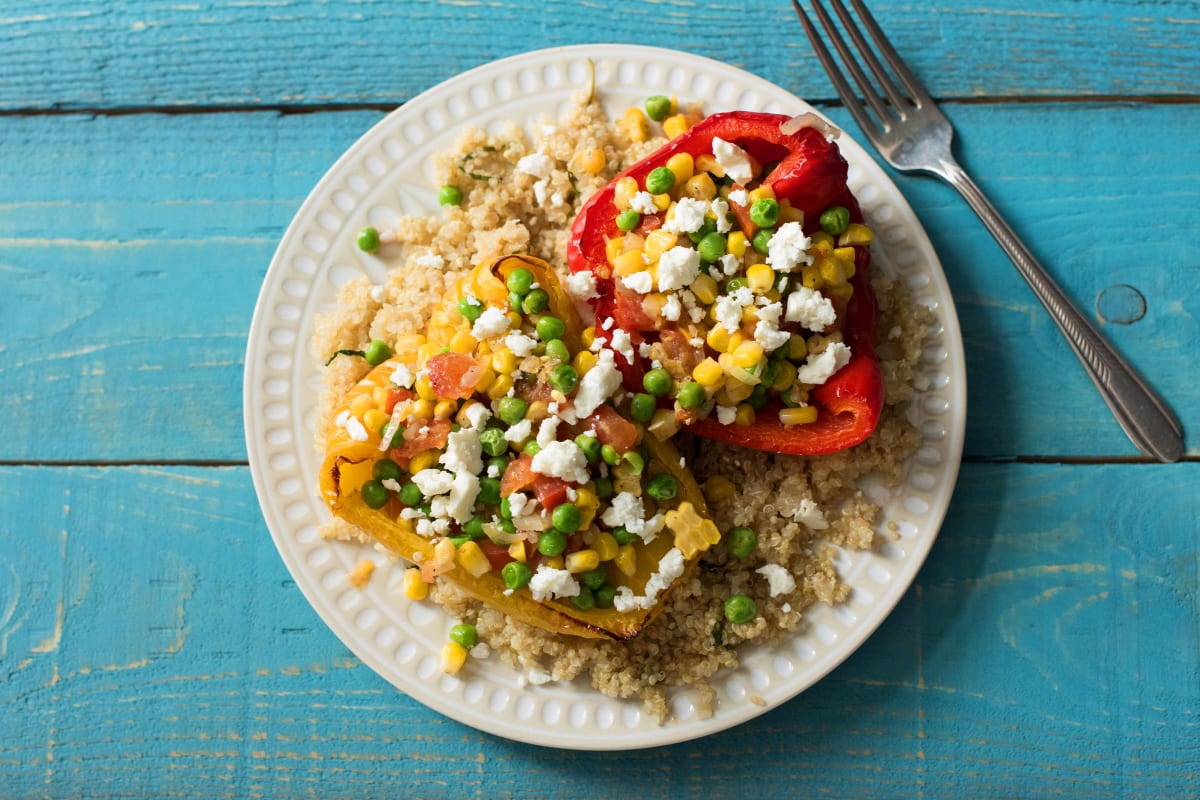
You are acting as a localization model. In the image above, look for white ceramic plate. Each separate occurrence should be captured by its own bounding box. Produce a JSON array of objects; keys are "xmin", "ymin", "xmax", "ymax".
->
[{"xmin": 244, "ymin": 44, "xmax": 965, "ymax": 749}]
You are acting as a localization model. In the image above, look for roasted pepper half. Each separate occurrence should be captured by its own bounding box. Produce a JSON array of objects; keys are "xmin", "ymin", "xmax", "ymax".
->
[{"xmin": 567, "ymin": 111, "xmax": 883, "ymax": 455}]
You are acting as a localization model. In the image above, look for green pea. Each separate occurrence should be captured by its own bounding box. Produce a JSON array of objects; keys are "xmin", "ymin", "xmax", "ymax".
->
[
  {"xmin": 506, "ymin": 268, "xmax": 535, "ymax": 296},
  {"xmin": 499, "ymin": 496, "xmax": 514, "ymax": 519},
  {"xmin": 551, "ymin": 503, "xmax": 582, "ymax": 533},
  {"xmin": 522, "ymin": 441, "xmax": 541, "ymax": 457},
  {"xmin": 477, "ymin": 477, "xmax": 501, "ymax": 506},
  {"xmin": 646, "ymin": 473, "xmax": 678, "ymax": 501},
  {"xmin": 580, "ymin": 566, "xmax": 608, "ymax": 591},
  {"xmin": 356, "ymin": 226, "xmax": 381, "ymax": 253},
  {"xmin": 727, "ymin": 526, "xmax": 757, "ymax": 559},
  {"xmin": 724, "ymin": 594, "xmax": 758, "ymax": 624},
  {"xmin": 612, "ymin": 526, "xmax": 637, "ymax": 545},
  {"xmin": 567, "ymin": 586, "xmax": 595, "ymax": 611},
  {"xmin": 462, "ymin": 516, "xmax": 485, "ymax": 538},
  {"xmin": 448, "ymin": 623, "xmax": 477, "ymax": 648},
  {"xmin": 498, "ymin": 518, "xmax": 517, "ymax": 534},
  {"xmin": 642, "ymin": 367, "xmax": 673, "ymax": 397},
  {"xmin": 630, "ymin": 392, "xmax": 656, "ymax": 422},
  {"xmin": 508, "ymin": 290, "xmax": 524, "ymax": 312},
  {"xmin": 447, "ymin": 533, "xmax": 475, "ymax": 548},
  {"xmin": 752, "ymin": 228, "xmax": 775, "ymax": 255},
  {"xmin": 644, "ymin": 94, "xmax": 672, "ymax": 122},
  {"xmin": 676, "ymin": 380, "xmax": 706, "ymax": 410},
  {"xmin": 372, "ymin": 459, "xmax": 402, "ymax": 482},
  {"xmin": 502, "ymin": 561, "xmax": 533, "ymax": 590},
  {"xmin": 496, "ymin": 396, "xmax": 528, "ymax": 426},
  {"xmin": 724, "ymin": 277, "xmax": 748, "ymax": 293},
  {"xmin": 621, "ymin": 450, "xmax": 645, "ymax": 476},
  {"xmin": 747, "ymin": 383, "xmax": 769, "ymax": 411},
  {"xmin": 593, "ymin": 584, "xmax": 616, "ymax": 609},
  {"xmin": 398, "ymin": 482, "xmax": 422, "ymax": 507},
  {"xmin": 363, "ymin": 340, "xmax": 392, "ymax": 366},
  {"xmin": 486, "ymin": 456, "xmax": 509, "ymax": 477},
  {"xmin": 575, "ymin": 434, "xmax": 601, "ymax": 463},
  {"xmin": 616, "ymin": 208, "xmax": 641, "ymax": 232},
  {"xmin": 537, "ymin": 529, "xmax": 567, "ymax": 557},
  {"xmin": 479, "ymin": 427, "xmax": 508, "ymax": 457},
  {"xmin": 380, "ymin": 422, "xmax": 404, "ymax": 449},
  {"xmin": 360, "ymin": 479, "xmax": 389, "ymax": 509},
  {"xmin": 593, "ymin": 476, "xmax": 614, "ymax": 500},
  {"xmin": 536, "ymin": 315, "xmax": 566, "ymax": 342},
  {"xmin": 544, "ymin": 338, "xmax": 570, "ymax": 363},
  {"xmin": 521, "ymin": 289, "xmax": 549, "ymax": 315},
  {"xmin": 687, "ymin": 219, "xmax": 717, "ymax": 244},
  {"xmin": 819, "ymin": 205, "xmax": 851, "ymax": 236},
  {"xmin": 550, "ymin": 364, "xmax": 580, "ymax": 394},
  {"xmin": 600, "ymin": 444, "xmax": 620, "ymax": 466},
  {"xmin": 645, "ymin": 166, "xmax": 675, "ymax": 194},
  {"xmin": 749, "ymin": 198, "xmax": 780, "ymax": 228},
  {"xmin": 696, "ymin": 231, "xmax": 727, "ymax": 263},
  {"xmin": 456, "ymin": 296, "xmax": 483, "ymax": 322},
  {"xmin": 438, "ymin": 185, "xmax": 463, "ymax": 206}
]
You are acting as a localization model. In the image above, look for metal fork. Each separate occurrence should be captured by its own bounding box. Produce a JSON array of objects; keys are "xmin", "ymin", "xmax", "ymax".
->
[{"xmin": 793, "ymin": 0, "xmax": 1184, "ymax": 463}]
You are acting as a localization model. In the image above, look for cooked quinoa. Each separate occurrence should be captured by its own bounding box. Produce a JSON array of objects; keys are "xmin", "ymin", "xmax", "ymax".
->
[{"xmin": 313, "ymin": 90, "xmax": 931, "ymax": 720}]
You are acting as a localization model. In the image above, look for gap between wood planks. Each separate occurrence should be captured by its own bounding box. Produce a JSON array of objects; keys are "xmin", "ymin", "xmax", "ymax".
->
[{"xmin": 0, "ymin": 94, "xmax": 1197, "ymax": 118}]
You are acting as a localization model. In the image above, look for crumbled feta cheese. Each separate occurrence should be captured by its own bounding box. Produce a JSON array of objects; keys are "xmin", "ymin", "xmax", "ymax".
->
[
  {"xmin": 415, "ymin": 253, "xmax": 445, "ymax": 270},
  {"xmin": 389, "ymin": 364, "xmax": 415, "ymax": 389},
  {"xmin": 637, "ymin": 342, "xmax": 652, "ymax": 358},
  {"xmin": 462, "ymin": 402, "xmax": 491, "ymax": 430},
  {"xmin": 711, "ymin": 198, "xmax": 732, "ymax": 233},
  {"xmin": 335, "ymin": 410, "xmax": 369, "ymax": 442},
  {"xmin": 766, "ymin": 221, "xmax": 813, "ymax": 273},
  {"xmin": 796, "ymin": 342, "xmax": 852, "ymax": 385},
  {"xmin": 507, "ymin": 491, "xmax": 530, "ymax": 519},
  {"xmin": 728, "ymin": 187, "xmax": 749, "ymax": 207},
  {"xmin": 662, "ymin": 293, "xmax": 682, "ymax": 321},
  {"xmin": 572, "ymin": 348, "xmax": 622, "ymax": 418},
  {"xmin": 756, "ymin": 564, "xmax": 797, "ymax": 597},
  {"xmin": 719, "ymin": 253, "xmax": 741, "ymax": 277},
  {"xmin": 664, "ymin": 197, "xmax": 709, "ymax": 234},
  {"xmin": 471, "ymin": 306, "xmax": 511, "ymax": 339},
  {"xmin": 621, "ymin": 271, "xmax": 654, "ymax": 294},
  {"xmin": 712, "ymin": 137, "xmax": 754, "ymax": 184},
  {"xmin": 416, "ymin": 518, "xmax": 433, "ymax": 536},
  {"xmin": 531, "ymin": 440, "xmax": 589, "ymax": 484},
  {"xmin": 516, "ymin": 152, "xmax": 554, "ymax": 178},
  {"xmin": 657, "ymin": 246, "xmax": 701, "ymax": 292},
  {"xmin": 566, "ymin": 270, "xmax": 599, "ymax": 301},
  {"xmin": 445, "ymin": 471, "xmax": 480, "ymax": 523},
  {"xmin": 601, "ymin": 491, "xmax": 659, "ymax": 540},
  {"xmin": 526, "ymin": 668, "xmax": 553, "ymax": 685},
  {"xmin": 753, "ymin": 302, "xmax": 791, "ymax": 351},
  {"xmin": 630, "ymin": 191, "xmax": 659, "ymax": 215},
  {"xmin": 504, "ymin": 332, "xmax": 538, "ymax": 357},
  {"xmin": 504, "ymin": 418, "xmax": 532, "ymax": 444},
  {"xmin": 785, "ymin": 285, "xmax": 837, "ymax": 332},
  {"xmin": 716, "ymin": 405, "xmax": 737, "ymax": 425},
  {"xmin": 528, "ymin": 565, "xmax": 580, "ymax": 601},
  {"xmin": 411, "ymin": 468, "xmax": 454, "ymax": 497},
  {"xmin": 612, "ymin": 548, "xmax": 685, "ymax": 612},
  {"xmin": 440, "ymin": 427, "xmax": 483, "ymax": 475},
  {"xmin": 795, "ymin": 498, "xmax": 830, "ymax": 530},
  {"xmin": 713, "ymin": 290, "xmax": 752, "ymax": 333},
  {"xmin": 609, "ymin": 328, "xmax": 635, "ymax": 362},
  {"xmin": 381, "ymin": 478, "xmax": 402, "ymax": 492},
  {"xmin": 536, "ymin": 416, "xmax": 560, "ymax": 449}
]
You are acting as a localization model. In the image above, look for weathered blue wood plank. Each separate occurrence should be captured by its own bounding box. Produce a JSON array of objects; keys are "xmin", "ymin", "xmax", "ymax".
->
[
  {"xmin": 1, "ymin": 463, "xmax": 1196, "ymax": 798},
  {"xmin": 0, "ymin": 0, "xmax": 1196, "ymax": 111},
  {"xmin": 0, "ymin": 103, "xmax": 1195, "ymax": 462}
]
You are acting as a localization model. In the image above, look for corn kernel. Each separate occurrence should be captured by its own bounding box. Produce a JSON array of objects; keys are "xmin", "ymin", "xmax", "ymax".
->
[
  {"xmin": 704, "ymin": 475, "xmax": 737, "ymax": 503},
  {"xmin": 746, "ymin": 262, "xmax": 775, "ymax": 293},
  {"xmin": 544, "ymin": 556, "xmax": 565, "ymax": 571},
  {"xmin": 778, "ymin": 199, "xmax": 804, "ymax": 225},
  {"xmin": 726, "ymin": 231, "xmax": 748, "ymax": 258},
  {"xmin": 613, "ymin": 249, "xmax": 647, "ymax": 278},
  {"xmin": 434, "ymin": 400, "xmax": 456, "ymax": 419},
  {"xmin": 573, "ymin": 350, "xmax": 598, "ymax": 376},
  {"xmin": 455, "ymin": 540, "xmax": 492, "ymax": 577},
  {"xmin": 681, "ymin": 173, "xmax": 717, "ymax": 201},
  {"xmin": 581, "ymin": 326, "xmax": 596, "ymax": 349},
  {"xmin": 393, "ymin": 333, "xmax": 426, "ymax": 362},
  {"xmin": 652, "ymin": 193, "xmax": 671, "ymax": 211},
  {"xmin": 350, "ymin": 392, "xmax": 374, "ymax": 419},
  {"xmin": 828, "ymin": 283, "xmax": 854, "ymax": 302},
  {"xmin": 809, "ymin": 231, "xmax": 835, "ymax": 249},
  {"xmin": 565, "ymin": 549, "xmax": 601, "ymax": 574},
  {"xmin": 449, "ymin": 330, "xmax": 477, "ymax": 354},
  {"xmin": 716, "ymin": 377, "xmax": 755, "ymax": 405},
  {"xmin": 472, "ymin": 364, "xmax": 495, "ymax": 392},
  {"xmin": 408, "ymin": 450, "xmax": 437, "ymax": 475},
  {"xmin": 372, "ymin": 385, "xmax": 390, "ymax": 408},
  {"xmin": 665, "ymin": 152, "xmax": 694, "ymax": 184},
  {"xmin": 402, "ymin": 567, "xmax": 429, "ymax": 600},
  {"xmin": 614, "ymin": 544, "xmax": 638, "ymax": 577},
  {"xmin": 705, "ymin": 326, "xmax": 736, "ymax": 353},
  {"xmin": 363, "ymin": 408, "xmax": 388, "ymax": 433},
  {"xmin": 575, "ymin": 487, "xmax": 600, "ymax": 528},
  {"xmin": 606, "ymin": 235, "xmax": 626, "ymax": 263},
  {"xmin": 415, "ymin": 375, "xmax": 437, "ymax": 402},
  {"xmin": 771, "ymin": 360, "xmax": 798, "ymax": 392},
  {"xmin": 508, "ymin": 540, "xmax": 527, "ymax": 562},
  {"xmin": 815, "ymin": 256, "xmax": 844, "ymax": 287},
  {"xmin": 692, "ymin": 357, "xmax": 726, "ymax": 389},
  {"xmin": 662, "ymin": 114, "xmax": 690, "ymax": 139},
  {"xmin": 580, "ymin": 147, "xmax": 606, "ymax": 174},
  {"xmin": 441, "ymin": 640, "xmax": 468, "ymax": 675},
  {"xmin": 411, "ymin": 398, "xmax": 435, "ymax": 420},
  {"xmin": 614, "ymin": 177, "xmax": 639, "ymax": 210},
  {"xmin": 593, "ymin": 531, "xmax": 619, "ymax": 561},
  {"xmin": 486, "ymin": 374, "xmax": 514, "ymax": 400},
  {"xmin": 690, "ymin": 274, "xmax": 718, "ymax": 305},
  {"xmin": 620, "ymin": 107, "xmax": 650, "ymax": 142},
  {"xmin": 648, "ymin": 407, "xmax": 681, "ymax": 440},
  {"xmin": 734, "ymin": 403, "xmax": 756, "ymax": 426},
  {"xmin": 799, "ymin": 264, "xmax": 822, "ymax": 289},
  {"xmin": 416, "ymin": 342, "xmax": 440, "ymax": 368},
  {"xmin": 644, "ymin": 229, "xmax": 678, "ymax": 261},
  {"xmin": 741, "ymin": 304, "xmax": 760, "ymax": 325},
  {"xmin": 779, "ymin": 406, "xmax": 819, "ymax": 426},
  {"xmin": 695, "ymin": 153, "xmax": 724, "ymax": 177},
  {"xmin": 747, "ymin": 185, "xmax": 776, "ymax": 202},
  {"xmin": 490, "ymin": 348, "xmax": 517, "ymax": 376},
  {"xmin": 838, "ymin": 223, "xmax": 874, "ymax": 246},
  {"xmin": 731, "ymin": 341, "xmax": 764, "ymax": 369}
]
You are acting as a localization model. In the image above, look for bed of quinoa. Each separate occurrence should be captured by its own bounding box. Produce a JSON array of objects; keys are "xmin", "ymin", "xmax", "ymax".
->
[{"xmin": 313, "ymin": 91, "xmax": 931, "ymax": 720}]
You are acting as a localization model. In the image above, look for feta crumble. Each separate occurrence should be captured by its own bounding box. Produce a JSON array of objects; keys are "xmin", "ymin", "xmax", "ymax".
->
[
  {"xmin": 439, "ymin": 427, "xmax": 483, "ymax": 474},
  {"xmin": 471, "ymin": 306, "xmax": 511, "ymax": 339},
  {"xmin": 630, "ymin": 191, "xmax": 659, "ymax": 215},
  {"xmin": 664, "ymin": 197, "xmax": 709, "ymax": 234},
  {"xmin": 531, "ymin": 440, "xmax": 589, "ymax": 484},
  {"xmin": 756, "ymin": 564, "xmax": 797, "ymax": 597},
  {"xmin": 765, "ymin": 221, "xmax": 813, "ymax": 272},
  {"xmin": 712, "ymin": 137, "xmax": 754, "ymax": 184},
  {"xmin": 621, "ymin": 271, "xmax": 654, "ymax": 295},
  {"xmin": 656, "ymin": 246, "xmax": 702, "ymax": 292},
  {"xmin": 572, "ymin": 348, "xmax": 622, "ymax": 418},
  {"xmin": 516, "ymin": 152, "xmax": 554, "ymax": 179},
  {"xmin": 566, "ymin": 271, "xmax": 599, "ymax": 301},
  {"xmin": 796, "ymin": 342, "xmax": 852, "ymax": 385},
  {"xmin": 528, "ymin": 565, "xmax": 581, "ymax": 601},
  {"xmin": 785, "ymin": 285, "xmax": 837, "ymax": 332}
]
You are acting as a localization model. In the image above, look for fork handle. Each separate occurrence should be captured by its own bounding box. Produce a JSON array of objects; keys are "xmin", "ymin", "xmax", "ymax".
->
[{"xmin": 934, "ymin": 155, "xmax": 1185, "ymax": 463}]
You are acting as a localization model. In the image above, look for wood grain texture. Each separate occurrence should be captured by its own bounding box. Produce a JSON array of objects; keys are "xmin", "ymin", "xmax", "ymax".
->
[
  {"xmin": 0, "ymin": 103, "xmax": 1195, "ymax": 462},
  {"xmin": 0, "ymin": 0, "xmax": 1197, "ymax": 112},
  {"xmin": 1, "ymin": 463, "xmax": 1196, "ymax": 798}
]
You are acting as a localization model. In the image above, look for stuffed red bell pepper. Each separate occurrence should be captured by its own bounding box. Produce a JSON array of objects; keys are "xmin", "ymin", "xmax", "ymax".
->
[{"xmin": 566, "ymin": 110, "xmax": 883, "ymax": 456}]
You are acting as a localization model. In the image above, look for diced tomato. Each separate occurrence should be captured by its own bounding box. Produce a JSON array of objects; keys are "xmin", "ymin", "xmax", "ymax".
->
[
  {"xmin": 478, "ymin": 539, "xmax": 514, "ymax": 572},
  {"xmin": 656, "ymin": 328, "xmax": 704, "ymax": 383},
  {"xmin": 516, "ymin": 378, "xmax": 554, "ymax": 404},
  {"xmin": 384, "ymin": 386, "xmax": 415, "ymax": 414},
  {"xmin": 728, "ymin": 193, "xmax": 758, "ymax": 239},
  {"xmin": 391, "ymin": 417, "xmax": 451, "ymax": 460},
  {"xmin": 580, "ymin": 405, "xmax": 639, "ymax": 453},
  {"xmin": 611, "ymin": 286, "xmax": 656, "ymax": 332},
  {"xmin": 531, "ymin": 475, "xmax": 570, "ymax": 511},
  {"xmin": 499, "ymin": 453, "xmax": 573, "ymax": 510},
  {"xmin": 499, "ymin": 454, "xmax": 535, "ymax": 497},
  {"xmin": 426, "ymin": 352, "xmax": 484, "ymax": 400}
]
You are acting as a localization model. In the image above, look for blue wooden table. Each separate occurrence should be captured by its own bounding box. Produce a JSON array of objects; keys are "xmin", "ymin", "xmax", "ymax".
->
[{"xmin": 2, "ymin": 1, "xmax": 1197, "ymax": 796}]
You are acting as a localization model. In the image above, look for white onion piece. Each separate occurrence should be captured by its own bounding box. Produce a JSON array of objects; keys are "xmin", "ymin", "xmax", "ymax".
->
[{"xmin": 780, "ymin": 112, "xmax": 841, "ymax": 140}]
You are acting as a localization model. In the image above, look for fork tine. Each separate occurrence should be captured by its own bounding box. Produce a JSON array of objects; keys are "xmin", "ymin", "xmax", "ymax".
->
[
  {"xmin": 791, "ymin": 0, "xmax": 883, "ymax": 140},
  {"xmin": 803, "ymin": 0, "xmax": 894, "ymax": 129},
  {"xmin": 846, "ymin": 0, "xmax": 936, "ymax": 107},
  {"xmin": 826, "ymin": 0, "xmax": 913, "ymax": 116}
]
